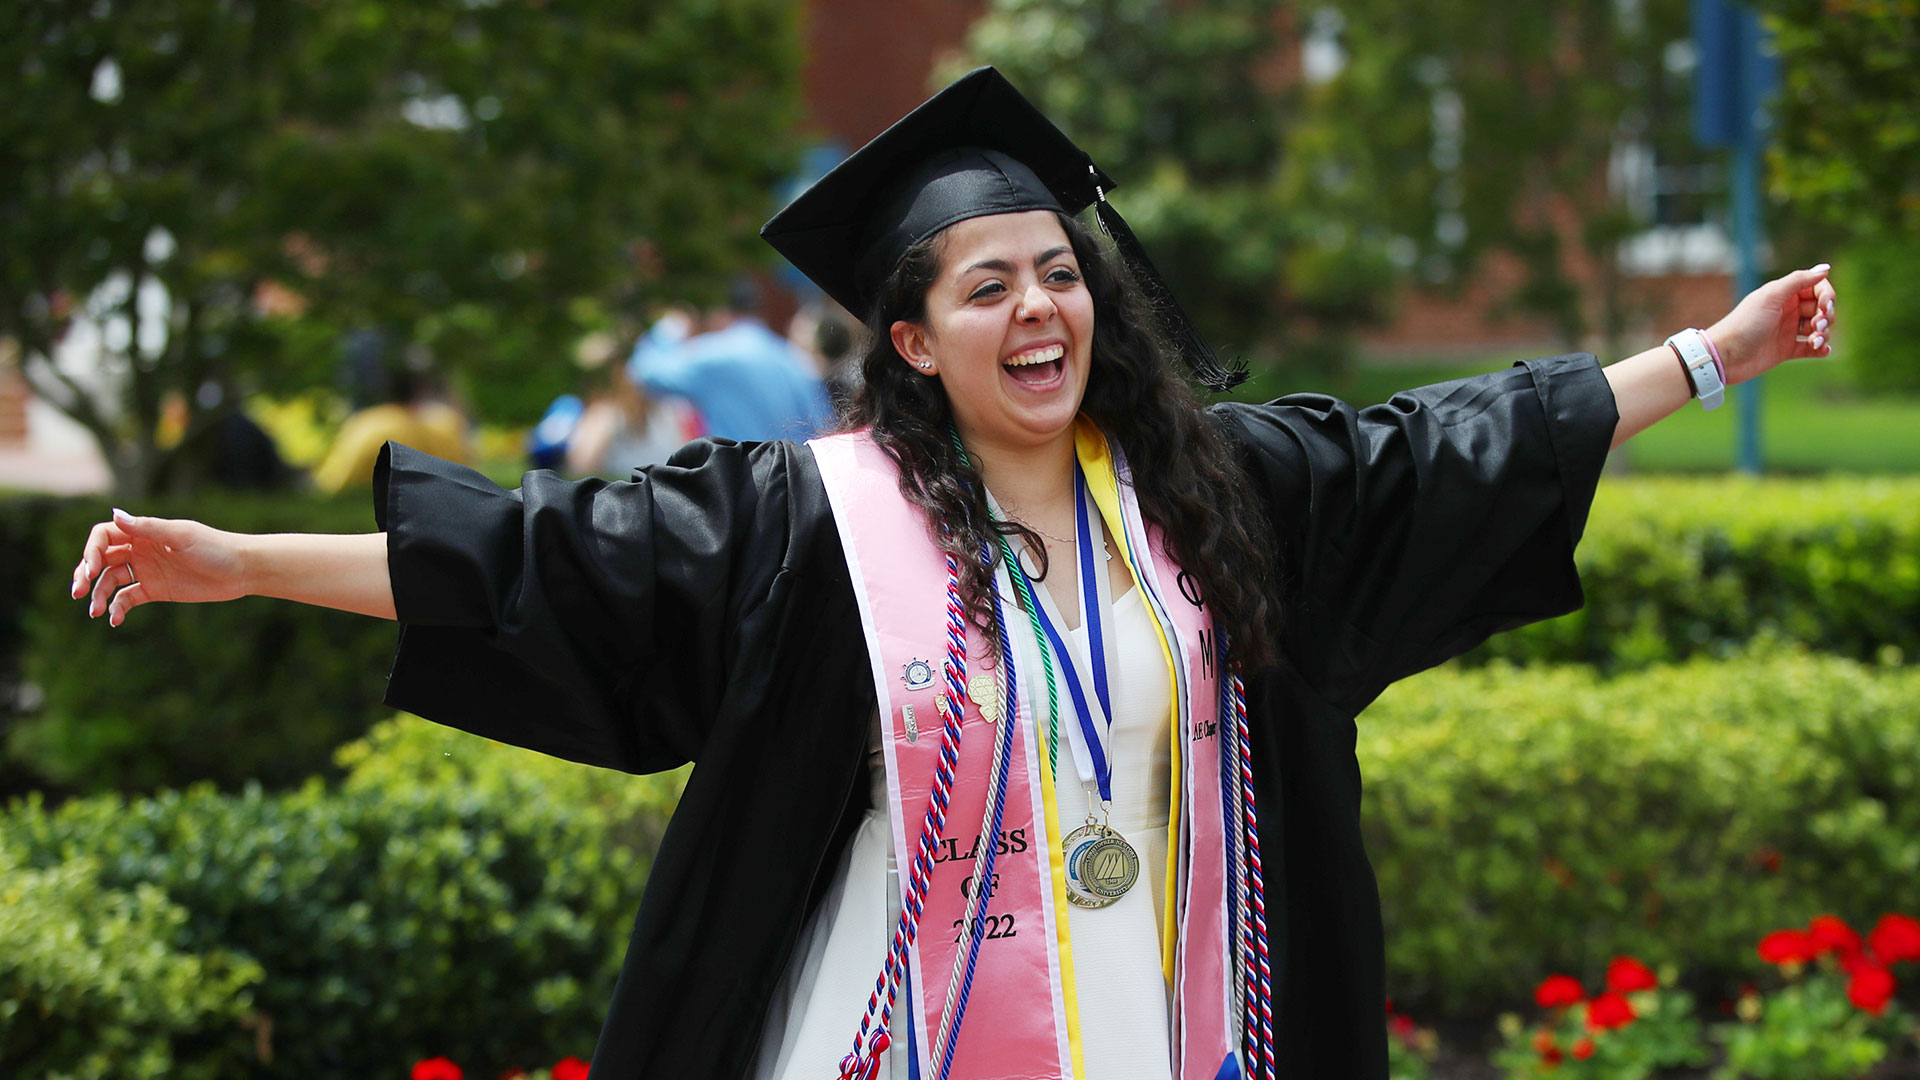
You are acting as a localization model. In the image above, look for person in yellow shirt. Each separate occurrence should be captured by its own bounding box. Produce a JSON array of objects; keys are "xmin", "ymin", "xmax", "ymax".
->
[{"xmin": 312, "ymin": 370, "xmax": 470, "ymax": 493}]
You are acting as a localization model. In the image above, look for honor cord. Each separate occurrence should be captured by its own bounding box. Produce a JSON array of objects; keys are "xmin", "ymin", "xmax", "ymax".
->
[
  {"xmin": 1230, "ymin": 665, "xmax": 1276, "ymax": 1080},
  {"xmin": 928, "ymin": 567, "xmax": 1021, "ymax": 1077}
]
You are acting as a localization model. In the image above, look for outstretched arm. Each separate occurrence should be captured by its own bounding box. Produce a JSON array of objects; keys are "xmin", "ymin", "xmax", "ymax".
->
[
  {"xmin": 73, "ymin": 509, "xmax": 394, "ymax": 625},
  {"xmin": 1605, "ymin": 263, "xmax": 1836, "ymax": 449}
]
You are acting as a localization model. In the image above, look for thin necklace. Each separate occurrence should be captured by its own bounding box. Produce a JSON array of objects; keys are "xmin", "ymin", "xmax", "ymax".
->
[{"xmin": 1004, "ymin": 515, "xmax": 1071, "ymax": 546}]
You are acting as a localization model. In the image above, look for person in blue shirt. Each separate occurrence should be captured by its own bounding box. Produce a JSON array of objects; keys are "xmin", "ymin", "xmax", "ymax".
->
[{"xmin": 627, "ymin": 279, "xmax": 835, "ymax": 442}]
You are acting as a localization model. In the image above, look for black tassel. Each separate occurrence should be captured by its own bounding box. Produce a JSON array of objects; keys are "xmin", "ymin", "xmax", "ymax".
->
[{"xmin": 1090, "ymin": 173, "xmax": 1249, "ymax": 394}]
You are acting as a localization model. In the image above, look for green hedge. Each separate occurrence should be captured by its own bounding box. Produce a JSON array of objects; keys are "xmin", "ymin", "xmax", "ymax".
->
[
  {"xmin": 1363, "ymin": 646, "xmax": 1920, "ymax": 1014},
  {"xmin": 0, "ymin": 850, "xmax": 263, "ymax": 1080},
  {"xmin": 1, "ymin": 718, "xmax": 684, "ymax": 1079},
  {"xmin": 1467, "ymin": 476, "xmax": 1920, "ymax": 671},
  {"xmin": 7, "ymin": 492, "xmax": 395, "ymax": 794}
]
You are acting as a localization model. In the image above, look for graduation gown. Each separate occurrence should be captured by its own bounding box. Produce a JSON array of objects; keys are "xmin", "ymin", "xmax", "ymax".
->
[{"xmin": 374, "ymin": 353, "xmax": 1617, "ymax": 1079}]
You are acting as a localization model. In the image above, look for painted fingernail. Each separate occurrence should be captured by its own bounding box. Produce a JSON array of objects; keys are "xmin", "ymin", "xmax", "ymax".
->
[
  {"xmin": 1816, "ymin": 317, "xmax": 1829, "ymax": 331},
  {"xmin": 1813, "ymin": 263, "xmax": 1831, "ymax": 272},
  {"xmin": 112, "ymin": 507, "xmax": 133, "ymax": 526}
]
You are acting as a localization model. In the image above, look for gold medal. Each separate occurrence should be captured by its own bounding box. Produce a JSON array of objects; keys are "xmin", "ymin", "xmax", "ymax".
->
[
  {"xmin": 967, "ymin": 671, "xmax": 1001, "ymax": 724},
  {"xmin": 1062, "ymin": 822, "xmax": 1139, "ymax": 909}
]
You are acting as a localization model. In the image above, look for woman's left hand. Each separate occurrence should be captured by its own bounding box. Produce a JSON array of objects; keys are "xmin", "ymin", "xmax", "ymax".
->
[{"xmin": 1707, "ymin": 263, "xmax": 1837, "ymax": 386}]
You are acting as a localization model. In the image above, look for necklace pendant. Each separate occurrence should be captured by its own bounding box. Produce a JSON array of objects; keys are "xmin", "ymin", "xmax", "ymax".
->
[{"xmin": 1062, "ymin": 822, "xmax": 1139, "ymax": 909}]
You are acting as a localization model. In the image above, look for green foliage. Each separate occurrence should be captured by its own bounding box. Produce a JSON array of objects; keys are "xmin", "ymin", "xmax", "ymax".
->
[
  {"xmin": 1361, "ymin": 648, "xmax": 1920, "ymax": 1013},
  {"xmin": 0, "ymin": 0, "xmax": 802, "ymax": 494},
  {"xmin": 1834, "ymin": 242, "xmax": 1920, "ymax": 394},
  {"xmin": 9, "ymin": 492, "xmax": 395, "ymax": 794},
  {"xmin": 1281, "ymin": 0, "xmax": 1702, "ymax": 357},
  {"xmin": 956, "ymin": 0, "xmax": 1399, "ymax": 374},
  {"xmin": 1759, "ymin": 0, "xmax": 1920, "ymax": 243},
  {"xmin": 0, "ymin": 848, "xmax": 263, "ymax": 1080},
  {"xmin": 1471, "ymin": 475, "xmax": 1920, "ymax": 670},
  {"xmin": 1, "ymin": 717, "xmax": 682, "ymax": 1079},
  {"xmin": 1712, "ymin": 977, "xmax": 1898, "ymax": 1079}
]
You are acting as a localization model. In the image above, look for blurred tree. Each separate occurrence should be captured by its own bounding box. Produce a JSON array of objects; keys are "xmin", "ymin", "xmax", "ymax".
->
[
  {"xmin": 1759, "ymin": 0, "xmax": 1920, "ymax": 392},
  {"xmin": 0, "ymin": 0, "xmax": 801, "ymax": 496},
  {"xmin": 955, "ymin": 0, "xmax": 1402, "ymax": 380},
  {"xmin": 1283, "ymin": 0, "xmax": 1702, "ymax": 360},
  {"xmin": 1759, "ymin": 0, "xmax": 1920, "ymax": 242}
]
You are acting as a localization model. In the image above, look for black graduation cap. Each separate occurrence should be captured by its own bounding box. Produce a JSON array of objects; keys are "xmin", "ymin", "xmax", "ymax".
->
[{"xmin": 761, "ymin": 66, "xmax": 1246, "ymax": 392}]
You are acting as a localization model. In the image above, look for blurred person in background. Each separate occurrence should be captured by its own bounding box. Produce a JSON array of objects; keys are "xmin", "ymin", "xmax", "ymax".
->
[
  {"xmin": 788, "ymin": 300, "xmax": 861, "ymax": 412},
  {"xmin": 564, "ymin": 333, "xmax": 705, "ymax": 478},
  {"xmin": 627, "ymin": 276, "xmax": 835, "ymax": 440},
  {"xmin": 153, "ymin": 383, "xmax": 295, "ymax": 493},
  {"xmin": 312, "ymin": 365, "xmax": 470, "ymax": 493}
]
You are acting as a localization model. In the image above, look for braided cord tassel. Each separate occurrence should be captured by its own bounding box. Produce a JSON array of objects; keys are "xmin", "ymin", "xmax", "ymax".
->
[
  {"xmin": 929, "ymin": 550, "xmax": 1021, "ymax": 1078},
  {"xmin": 1231, "ymin": 666, "xmax": 1276, "ymax": 1080},
  {"xmin": 838, "ymin": 541, "xmax": 972, "ymax": 1080},
  {"xmin": 994, "ymin": 533, "xmax": 1061, "ymax": 775}
]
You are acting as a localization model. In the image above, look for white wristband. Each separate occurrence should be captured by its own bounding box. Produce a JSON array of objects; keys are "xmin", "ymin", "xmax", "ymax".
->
[{"xmin": 1666, "ymin": 328, "xmax": 1726, "ymax": 411}]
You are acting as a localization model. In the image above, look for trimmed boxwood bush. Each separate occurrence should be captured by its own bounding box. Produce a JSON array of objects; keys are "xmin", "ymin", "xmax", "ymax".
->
[
  {"xmin": 0, "ymin": 849, "xmax": 263, "ymax": 1080},
  {"xmin": 1, "ymin": 717, "xmax": 684, "ymax": 1079},
  {"xmin": 1362, "ymin": 646, "xmax": 1920, "ymax": 1014},
  {"xmin": 9, "ymin": 492, "xmax": 395, "ymax": 794},
  {"xmin": 1468, "ymin": 475, "xmax": 1920, "ymax": 671}
]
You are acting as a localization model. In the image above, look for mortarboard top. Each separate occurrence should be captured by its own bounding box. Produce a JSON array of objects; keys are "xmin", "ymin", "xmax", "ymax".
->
[
  {"xmin": 761, "ymin": 66, "xmax": 1113, "ymax": 320},
  {"xmin": 761, "ymin": 66, "xmax": 1246, "ymax": 392}
]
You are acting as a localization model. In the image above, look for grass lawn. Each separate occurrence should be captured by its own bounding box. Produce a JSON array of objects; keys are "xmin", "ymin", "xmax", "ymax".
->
[{"xmin": 1232, "ymin": 354, "xmax": 1920, "ymax": 474}]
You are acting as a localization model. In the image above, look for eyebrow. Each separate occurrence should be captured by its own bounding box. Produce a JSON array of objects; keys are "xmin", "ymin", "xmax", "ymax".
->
[{"xmin": 961, "ymin": 246, "xmax": 1075, "ymax": 277}]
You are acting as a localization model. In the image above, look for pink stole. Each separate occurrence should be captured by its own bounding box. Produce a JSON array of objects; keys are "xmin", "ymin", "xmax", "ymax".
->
[{"xmin": 811, "ymin": 428, "xmax": 1239, "ymax": 1080}]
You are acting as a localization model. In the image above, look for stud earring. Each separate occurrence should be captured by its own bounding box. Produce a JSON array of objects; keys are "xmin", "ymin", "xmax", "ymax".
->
[{"xmin": 918, "ymin": 361, "xmax": 934, "ymax": 371}]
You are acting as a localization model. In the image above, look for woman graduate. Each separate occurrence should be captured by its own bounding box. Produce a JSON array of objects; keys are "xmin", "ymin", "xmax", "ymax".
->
[{"xmin": 72, "ymin": 68, "xmax": 1837, "ymax": 1080}]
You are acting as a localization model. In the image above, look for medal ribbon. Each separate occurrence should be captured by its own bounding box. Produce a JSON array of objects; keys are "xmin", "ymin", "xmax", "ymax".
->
[{"xmin": 1022, "ymin": 465, "xmax": 1119, "ymax": 803}]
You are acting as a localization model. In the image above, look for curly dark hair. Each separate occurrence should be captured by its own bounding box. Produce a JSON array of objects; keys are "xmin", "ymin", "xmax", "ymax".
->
[{"xmin": 841, "ymin": 211, "xmax": 1279, "ymax": 670}]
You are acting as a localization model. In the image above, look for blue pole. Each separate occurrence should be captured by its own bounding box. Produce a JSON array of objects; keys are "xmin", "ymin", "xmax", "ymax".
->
[{"xmin": 1732, "ymin": 135, "xmax": 1762, "ymax": 474}]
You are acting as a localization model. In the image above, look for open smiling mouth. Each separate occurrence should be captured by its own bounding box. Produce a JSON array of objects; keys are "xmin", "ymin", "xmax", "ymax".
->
[{"xmin": 1003, "ymin": 343, "xmax": 1065, "ymax": 385}]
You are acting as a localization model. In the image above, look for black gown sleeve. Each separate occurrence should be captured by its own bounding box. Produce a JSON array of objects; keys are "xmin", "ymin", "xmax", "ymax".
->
[
  {"xmin": 1212, "ymin": 353, "xmax": 1617, "ymax": 714},
  {"xmin": 372, "ymin": 437, "xmax": 808, "ymax": 774}
]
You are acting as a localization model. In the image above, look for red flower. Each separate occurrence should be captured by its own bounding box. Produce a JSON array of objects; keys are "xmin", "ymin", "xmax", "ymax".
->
[
  {"xmin": 551, "ymin": 1057, "xmax": 591, "ymax": 1080},
  {"xmin": 1533, "ymin": 1028, "xmax": 1562, "ymax": 1065},
  {"xmin": 1846, "ymin": 962, "xmax": 1897, "ymax": 1016},
  {"xmin": 1868, "ymin": 913, "xmax": 1920, "ymax": 965},
  {"xmin": 1571, "ymin": 1036, "xmax": 1596, "ymax": 1061},
  {"xmin": 1389, "ymin": 1013, "xmax": 1417, "ymax": 1040},
  {"xmin": 1807, "ymin": 915, "xmax": 1862, "ymax": 958},
  {"xmin": 1535, "ymin": 973, "xmax": 1586, "ymax": 1008},
  {"xmin": 1585, "ymin": 992, "xmax": 1636, "ymax": 1031},
  {"xmin": 412, "ymin": 1058, "xmax": 463, "ymax": 1080},
  {"xmin": 1605, "ymin": 956, "xmax": 1659, "ymax": 994},
  {"xmin": 1757, "ymin": 929, "xmax": 1816, "ymax": 966}
]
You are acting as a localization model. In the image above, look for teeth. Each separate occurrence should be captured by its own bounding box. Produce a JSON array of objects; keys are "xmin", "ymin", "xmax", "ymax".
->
[{"xmin": 1005, "ymin": 344, "xmax": 1065, "ymax": 366}]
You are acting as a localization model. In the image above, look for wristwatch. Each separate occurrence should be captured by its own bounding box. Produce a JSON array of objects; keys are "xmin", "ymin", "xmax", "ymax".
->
[{"xmin": 1665, "ymin": 328, "xmax": 1726, "ymax": 411}]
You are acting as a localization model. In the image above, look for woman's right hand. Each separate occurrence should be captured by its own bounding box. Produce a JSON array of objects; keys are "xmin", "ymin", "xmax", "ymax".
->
[{"xmin": 73, "ymin": 509, "xmax": 249, "ymax": 626}]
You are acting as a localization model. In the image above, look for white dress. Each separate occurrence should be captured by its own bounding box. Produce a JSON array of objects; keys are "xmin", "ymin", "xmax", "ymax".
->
[{"xmin": 754, "ymin": 584, "xmax": 1176, "ymax": 1080}]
